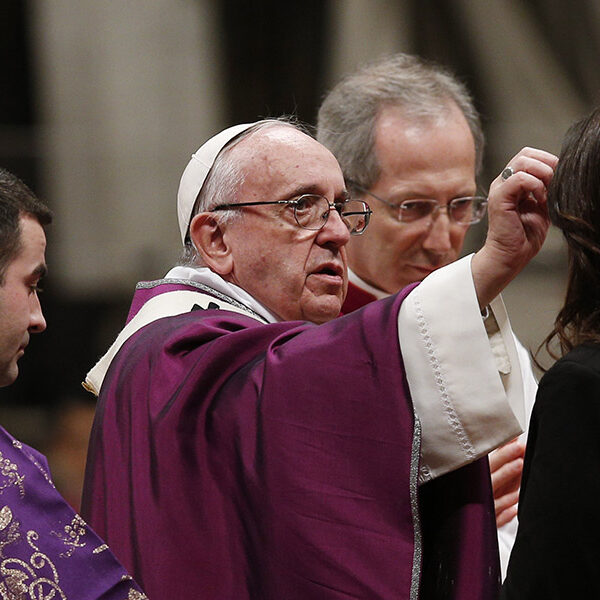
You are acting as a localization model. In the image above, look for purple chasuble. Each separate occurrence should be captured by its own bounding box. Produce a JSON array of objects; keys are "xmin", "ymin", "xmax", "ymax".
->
[
  {"xmin": 82, "ymin": 279, "xmax": 499, "ymax": 599},
  {"xmin": 341, "ymin": 280, "xmax": 378, "ymax": 315},
  {"xmin": 0, "ymin": 426, "xmax": 146, "ymax": 599},
  {"xmin": 341, "ymin": 277, "xmax": 501, "ymax": 599}
]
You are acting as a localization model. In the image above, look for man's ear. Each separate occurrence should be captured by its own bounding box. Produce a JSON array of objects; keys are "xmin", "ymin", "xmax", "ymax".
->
[{"xmin": 189, "ymin": 213, "xmax": 234, "ymax": 275}]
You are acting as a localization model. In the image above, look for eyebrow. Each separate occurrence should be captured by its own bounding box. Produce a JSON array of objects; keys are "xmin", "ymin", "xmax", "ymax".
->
[
  {"xmin": 389, "ymin": 186, "xmax": 478, "ymax": 200},
  {"xmin": 279, "ymin": 185, "xmax": 350, "ymax": 202},
  {"xmin": 32, "ymin": 263, "xmax": 48, "ymax": 279}
]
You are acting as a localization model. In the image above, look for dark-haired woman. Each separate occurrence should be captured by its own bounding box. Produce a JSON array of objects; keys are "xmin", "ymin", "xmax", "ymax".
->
[{"xmin": 502, "ymin": 106, "xmax": 600, "ymax": 599}]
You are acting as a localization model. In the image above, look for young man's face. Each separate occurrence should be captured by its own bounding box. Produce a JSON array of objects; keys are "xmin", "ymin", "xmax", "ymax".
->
[{"xmin": 0, "ymin": 215, "xmax": 47, "ymax": 387}]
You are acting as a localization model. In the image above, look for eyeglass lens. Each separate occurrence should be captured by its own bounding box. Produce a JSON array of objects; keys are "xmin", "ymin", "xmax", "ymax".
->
[
  {"xmin": 294, "ymin": 195, "xmax": 368, "ymax": 234},
  {"xmin": 398, "ymin": 198, "xmax": 486, "ymax": 224}
]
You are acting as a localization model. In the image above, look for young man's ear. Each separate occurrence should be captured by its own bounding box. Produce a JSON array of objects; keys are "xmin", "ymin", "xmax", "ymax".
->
[{"xmin": 188, "ymin": 213, "xmax": 233, "ymax": 275}]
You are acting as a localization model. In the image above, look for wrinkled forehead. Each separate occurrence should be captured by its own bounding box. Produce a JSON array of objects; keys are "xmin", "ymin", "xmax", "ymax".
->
[{"xmin": 233, "ymin": 125, "xmax": 345, "ymax": 198}]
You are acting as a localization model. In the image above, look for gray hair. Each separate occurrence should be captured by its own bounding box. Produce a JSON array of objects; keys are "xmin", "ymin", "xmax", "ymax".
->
[
  {"xmin": 316, "ymin": 53, "xmax": 484, "ymax": 191},
  {"xmin": 179, "ymin": 117, "xmax": 304, "ymax": 266}
]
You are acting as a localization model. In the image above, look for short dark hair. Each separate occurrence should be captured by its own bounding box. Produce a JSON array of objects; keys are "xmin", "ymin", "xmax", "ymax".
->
[
  {"xmin": 0, "ymin": 168, "xmax": 52, "ymax": 283},
  {"xmin": 542, "ymin": 106, "xmax": 600, "ymax": 357}
]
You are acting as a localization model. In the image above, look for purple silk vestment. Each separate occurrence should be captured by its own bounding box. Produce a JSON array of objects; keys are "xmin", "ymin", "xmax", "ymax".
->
[
  {"xmin": 0, "ymin": 425, "xmax": 146, "ymax": 599},
  {"xmin": 82, "ymin": 280, "xmax": 499, "ymax": 599}
]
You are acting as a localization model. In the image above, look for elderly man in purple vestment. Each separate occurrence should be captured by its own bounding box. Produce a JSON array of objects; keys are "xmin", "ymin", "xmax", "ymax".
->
[
  {"xmin": 316, "ymin": 53, "xmax": 537, "ymax": 580},
  {"xmin": 82, "ymin": 119, "xmax": 557, "ymax": 599},
  {"xmin": 0, "ymin": 168, "xmax": 146, "ymax": 599}
]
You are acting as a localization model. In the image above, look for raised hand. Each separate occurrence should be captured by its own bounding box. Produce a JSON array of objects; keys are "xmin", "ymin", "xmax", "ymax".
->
[{"xmin": 471, "ymin": 147, "xmax": 559, "ymax": 307}]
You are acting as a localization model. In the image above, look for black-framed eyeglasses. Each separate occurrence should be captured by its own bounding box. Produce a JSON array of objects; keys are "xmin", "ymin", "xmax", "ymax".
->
[
  {"xmin": 347, "ymin": 180, "xmax": 488, "ymax": 226},
  {"xmin": 211, "ymin": 194, "xmax": 373, "ymax": 235}
]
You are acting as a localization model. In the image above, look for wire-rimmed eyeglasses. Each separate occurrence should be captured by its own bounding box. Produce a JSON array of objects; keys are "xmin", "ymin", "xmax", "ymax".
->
[
  {"xmin": 211, "ymin": 194, "xmax": 373, "ymax": 235},
  {"xmin": 347, "ymin": 180, "xmax": 488, "ymax": 226}
]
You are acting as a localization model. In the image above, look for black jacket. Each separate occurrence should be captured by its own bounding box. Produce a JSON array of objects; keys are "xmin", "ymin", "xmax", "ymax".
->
[{"xmin": 502, "ymin": 343, "xmax": 600, "ymax": 599}]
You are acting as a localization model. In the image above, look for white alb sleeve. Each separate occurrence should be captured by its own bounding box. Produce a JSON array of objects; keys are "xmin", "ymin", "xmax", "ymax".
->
[{"xmin": 398, "ymin": 254, "xmax": 525, "ymax": 482}]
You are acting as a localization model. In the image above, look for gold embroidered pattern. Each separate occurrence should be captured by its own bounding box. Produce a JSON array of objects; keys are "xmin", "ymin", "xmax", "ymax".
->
[
  {"xmin": 23, "ymin": 454, "xmax": 54, "ymax": 489},
  {"xmin": 92, "ymin": 543, "xmax": 108, "ymax": 554},
  {"xmin": 0, "ymin": 512, "xmax": 66, "ymax": 599},
  {"xmin": 11, "ymin": 439, "xmax": 54, "ymax": 489},
  {"xmin": 52, "ymin": 514, "xmax": 87, "ymax": 558},
  {"xmin": 127, "ymin": 589, "xmax": 148, "ymax": 599},
  {"xmin": 0, "ymin": 507, "xmax": 12, "ymax": 531},
  {"xmin": 0, "ymin": 507, "xmax": 20, "ymax": 559},
  {"xmin": 0, "ymin": 452, "xmax": 25, "ymax": 498}
]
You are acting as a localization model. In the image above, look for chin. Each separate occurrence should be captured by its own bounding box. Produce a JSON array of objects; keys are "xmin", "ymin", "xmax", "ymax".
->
[
  {"xmin": 0, "ymin": 368, "xmax": 17, "ymax": 388},
  {"xmin": 303, "ymin": 298, "xmax": 343, "ymax": 325}
]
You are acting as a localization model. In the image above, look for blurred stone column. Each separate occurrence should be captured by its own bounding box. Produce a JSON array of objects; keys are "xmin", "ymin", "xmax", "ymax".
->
[
  {"xmin": 324, "ymin": 0, "xmax": 411, "ymax": 85},
  {"xmin": 455, "ymin": 0, "xmax": 586, "ymax": 170},
  {"xmin": 30, "ymin": 0, "xmax": 224, "ymax": 297}
]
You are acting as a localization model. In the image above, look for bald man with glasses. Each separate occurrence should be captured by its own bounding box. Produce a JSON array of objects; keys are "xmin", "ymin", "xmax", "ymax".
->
[{"xmin": 82, "ymin": 119, "xmax": 555, "ymax": 599}]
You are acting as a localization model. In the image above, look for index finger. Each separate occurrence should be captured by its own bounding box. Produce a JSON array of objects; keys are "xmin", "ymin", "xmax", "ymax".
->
[
  {"xmin": 489, "ymin": 438, "xmax": 526, "ymax": 472},
  {"xmin": 505, "ymin": 146, "xmax": 559, "ymax": 169}
]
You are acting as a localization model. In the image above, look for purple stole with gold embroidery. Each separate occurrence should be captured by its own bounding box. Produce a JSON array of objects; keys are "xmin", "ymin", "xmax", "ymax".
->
[{"xmin": 0, "ymin": 426, "xmax": 145, "ymax": 599}]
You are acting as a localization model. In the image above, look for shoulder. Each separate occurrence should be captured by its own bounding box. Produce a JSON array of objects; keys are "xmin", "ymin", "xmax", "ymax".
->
[
  {"xmin": 132, "ymin": 307, "xmax": 264, "ymax": 347},
  {"xmin": 536, "ymin": 343, "xmax": 600, "ymax": 414},
  {"xmin": 111, "ymin": 309, "xmax": 310, "ymax": 382},
  {"xmin": 0, "ymin": 425, "xmax": 50, "ymax": 469},
  {"xmin": 543, "ymin": 343, "xmax": 600, "ymax": 381}
]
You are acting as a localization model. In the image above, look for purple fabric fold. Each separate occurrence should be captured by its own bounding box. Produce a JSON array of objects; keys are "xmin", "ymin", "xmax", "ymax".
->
[{"xmin": 83, "ymin": 280, "xmax": 499, "ymax": 599}]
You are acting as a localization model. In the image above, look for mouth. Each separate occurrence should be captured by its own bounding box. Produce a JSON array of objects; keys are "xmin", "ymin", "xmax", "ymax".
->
[
  {"xmin": 409, "ymin": 264, "xmax": 437, "ymax": 277},
  {"xmin": 311, "ymin": 263, "xmax": 344, "ymax": 279},
  {"xmin": 18, "ymin": 339, "xmax": 29, "ymax": 356}
]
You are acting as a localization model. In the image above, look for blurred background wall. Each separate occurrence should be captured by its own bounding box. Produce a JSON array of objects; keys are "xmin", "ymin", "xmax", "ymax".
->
[{"xmin": 1, "ymin": 0, "xmax": 599, "ymax": 507}]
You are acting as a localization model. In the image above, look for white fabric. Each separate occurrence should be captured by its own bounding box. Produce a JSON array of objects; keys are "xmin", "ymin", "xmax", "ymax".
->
[
  {"xmin": 177, "ymin": 123, "xmax": 257, "ymax": 243},
  {"xmin": 166, "ymin": 266, "xmax": 280, "ymax": 324},
  {"xmin": 398, "ymin": 254, "xmax": 525, "ymax": 480},
  {"xmin": 84, "ymin": 266, "xmax": 279, "ymax": 395},
  {"xmin": 84, "ymin": 286, "xmax": 267, "ymax": 396},
  {"xmin": 347, "ymin": 268, "xmax": 389, "ymax": 300},
  {"xmin": 496, "ymin": 338, "xmax": 537, "ymax": 580}
]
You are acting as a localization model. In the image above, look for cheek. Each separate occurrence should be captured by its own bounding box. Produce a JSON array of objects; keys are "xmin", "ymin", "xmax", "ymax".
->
[
  {"xmin": 259, "ymin": 246, "xmax": 309, "ymax": 305},
  {"xmin": 449, "ymin": 227, "xmax": 469, "ymax": 252},
  {"xmin": 377, "ymin": 221, "xmax": 425, "ymax": 260},
  {"xmin": 0, "ymin": 305, "xmax": 21, "ymax": 347},
  {"xmin": 4, "ymin": 293, "xmax": 28, "ymax": 326}
]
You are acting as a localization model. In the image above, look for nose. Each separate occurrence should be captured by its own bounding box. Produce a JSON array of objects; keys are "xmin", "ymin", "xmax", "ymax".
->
[
  {"xmin": 317, "ymin": 205, "xmax": 351, "ymax": 247},
  {"xmin": 422, "ymin": 209, "xmax": 452, "ymax": 255},
  {"xmin": 29, "ymin": 293, "xmax": 46, "ymax": 333}
]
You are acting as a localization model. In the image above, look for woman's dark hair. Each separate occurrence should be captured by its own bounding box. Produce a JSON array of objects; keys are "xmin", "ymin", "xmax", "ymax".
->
[{"xmin": 542, "ymin": 106, "xmax": 600, "ymax": 359}]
